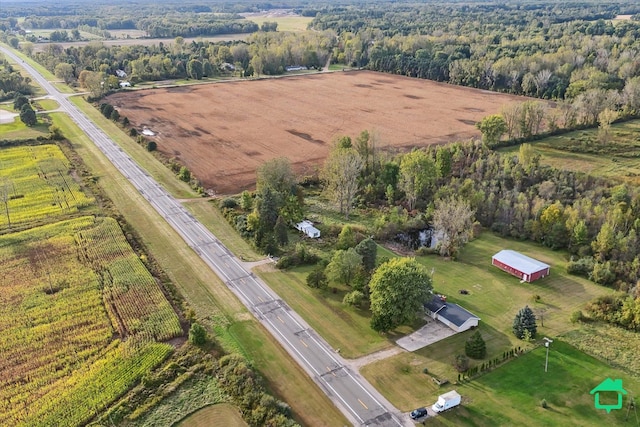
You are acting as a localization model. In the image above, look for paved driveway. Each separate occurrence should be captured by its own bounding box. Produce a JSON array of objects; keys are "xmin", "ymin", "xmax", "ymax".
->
[{"xmin": 396, "ymin": 318, "xmax": 457, "ymax": 351}]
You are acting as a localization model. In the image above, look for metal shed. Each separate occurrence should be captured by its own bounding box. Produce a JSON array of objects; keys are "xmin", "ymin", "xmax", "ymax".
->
[{"xmin": 492, "ymin": 249, "xmax": 550, "ymax": 282}]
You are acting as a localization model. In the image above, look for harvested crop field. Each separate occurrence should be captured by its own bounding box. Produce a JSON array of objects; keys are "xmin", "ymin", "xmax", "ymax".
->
[{"xmin": 107, "ymin": 71, "xmax": 528, "ymax": 194}]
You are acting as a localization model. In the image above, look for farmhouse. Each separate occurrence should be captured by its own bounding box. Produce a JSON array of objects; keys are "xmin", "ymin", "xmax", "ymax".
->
[
  {"xmin": 425, "ymin": 295, "xmax": 480, "ymax": 333},
  {"xmin": 295, "ymin": 220, "xmax": 320, "ymax": 238},
  {"xmin": 492, "ymin": 249, "xmax": 550, "ymax": 282}
]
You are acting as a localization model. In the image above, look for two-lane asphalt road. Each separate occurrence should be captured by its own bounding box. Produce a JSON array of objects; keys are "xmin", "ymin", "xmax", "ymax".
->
[{"xmin": 0, "ymin": 46, "xmax": 407, "ymax": 426}]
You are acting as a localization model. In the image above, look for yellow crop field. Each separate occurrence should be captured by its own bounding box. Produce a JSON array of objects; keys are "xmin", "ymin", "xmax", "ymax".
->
[
  {"xmin": 0, "ymin": 144, "xmax": 93, "ymax": 230},
  {"xmin": 0, "ymin": 216, "xmax": 179, "ymax": 426}
]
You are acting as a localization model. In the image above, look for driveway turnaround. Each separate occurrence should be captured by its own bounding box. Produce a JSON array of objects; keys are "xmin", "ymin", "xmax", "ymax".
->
[
  {"xmin": 396, "ymin": 318, "xmax": 457, "ymax": 352},
  {"xmin": 0, "ymin": 46, "xmax": 407, "ymax": 427}
]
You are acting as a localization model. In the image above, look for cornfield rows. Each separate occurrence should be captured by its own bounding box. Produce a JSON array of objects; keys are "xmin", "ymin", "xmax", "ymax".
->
[
  {"xmin": 0, "ymin": 145, "xmax": 93, "ymax": 230},
  {"xmin": 75, "ymin": 216, "xmax": 183, "ymax": 341},
  {"xmin": 0, "ymin": 216, "xmax": 178, "ymax": 426}
]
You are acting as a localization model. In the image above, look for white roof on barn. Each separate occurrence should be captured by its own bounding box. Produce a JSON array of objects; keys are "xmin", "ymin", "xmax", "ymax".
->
[{"xmin": 492, "ymin": 250, "xmax": 549, "ymax": 275}]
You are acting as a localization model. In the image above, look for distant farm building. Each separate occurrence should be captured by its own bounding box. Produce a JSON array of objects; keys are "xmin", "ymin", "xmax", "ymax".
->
[
  {"xmin": 115, "ymin": 69, "xmax": 127, "ymax": 78},
  {"xmin": 295, "ymin": 220, "xmax": 320, "ymax": 238},
  {"xmin": 492, "ymin": 250, "xmax": 550, "ymax": 282},
  {"xmin": 286, "ymin": 65, "xmax": 308, "ymax": 72},
  {"xmin": 425, "ymin": 295, "xmax": 480, "ymax": 333}
]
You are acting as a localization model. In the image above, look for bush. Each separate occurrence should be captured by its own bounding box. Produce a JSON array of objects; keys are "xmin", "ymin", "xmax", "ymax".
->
[
  {"xmin": 188, "ymin": 323, "xmax": 207, "ymax": 345},
  {"xmin": 343, "ymin": 290, "xmax": 365, "ymax": 307},
  {"xmin": 178, "ymin": 166, "xmax": 191, "ymax": 182},
  {"xmin": 220, "ymin": 197, "xmax": 238, "ymax": 209},
  {"xmin": 453, "ymin": 354, "xmax": 469, "ymax": 372},
  {"xmin": 567, "ymin": 257, "xmax": 594, "ymax": 277},
  {"xmin": 306, "ymin": 266, "xmax": 328, "ymax": 289},
  {"xmin": 276, "ymin": 243, "xmax": 320, "ymax": 269},
  {"xmin": 48, "ymin": 125, "xmax": 64, "ymax": 140},
  {"xmin": 570, "ymin": 310, "xmax": 583, "ymax": 323},
  {"xmin": 146, "ymin": 140, "xmax": 157, "ymax": 151}
]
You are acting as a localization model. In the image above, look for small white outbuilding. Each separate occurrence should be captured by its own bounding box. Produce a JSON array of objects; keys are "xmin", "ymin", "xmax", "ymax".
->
[{"xmin": 295, "ymin": 220, "xmax": 320, "ymax": 238}]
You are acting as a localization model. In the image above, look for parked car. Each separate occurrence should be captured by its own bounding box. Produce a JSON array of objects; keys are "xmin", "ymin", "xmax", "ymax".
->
[{"xmin": 410, "ymin": 407, "xmax": 428, "ymax": 419}]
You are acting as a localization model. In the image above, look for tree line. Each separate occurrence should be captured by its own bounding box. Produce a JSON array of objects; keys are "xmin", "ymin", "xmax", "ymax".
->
[
  {"xmin": 0, "ymin": 55, "xmax": 33, "ymax": 101},
  {"xmin": 22, "ymin": 30, "xmax": 336, "ymax": 90},
  {"xmin": 0, "ymin": 0, "xmax": 277, "ymax": 36}
]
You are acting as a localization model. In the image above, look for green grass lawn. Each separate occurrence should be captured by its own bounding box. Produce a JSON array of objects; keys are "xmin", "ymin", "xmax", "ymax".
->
[
  {"xmin": 416, "ymin": 232, "xmax": 612, "ymax": 337},
  {"xmin": 414, "ymin": 340, "xmax": 640, "ymax": 426},
  {"xmin": 360, "ymin": 232, "xmax": 615, "ymax": 403},
  {"xmin": 0, "ymin": 115, "xmax": 50, "ymax": 139},
  {"xmin": 35, "ymin": 99, "xmax": 60, "ymax": 111},
  {"xmin": 177, "ymin": 403, "xmax": 247, "ymax": 427},
  {"xmin": 500, "ymin": 120, "xmax": 640, "ymax": 185}
]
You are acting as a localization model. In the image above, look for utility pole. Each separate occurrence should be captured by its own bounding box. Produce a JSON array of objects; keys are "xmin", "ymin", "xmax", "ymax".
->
[{"xmin": 543, "ymin": 337, "xmax": 553, "ymax": 373}]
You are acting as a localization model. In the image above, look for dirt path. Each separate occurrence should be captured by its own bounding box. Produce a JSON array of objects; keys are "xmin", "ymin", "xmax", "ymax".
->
[
  {"xmin": 348, "ymin": 346, "xmax": 405, "ymax": 369},
  {"xmin": 322, "ymin": 53, "xmax": 332, "ymax": 72}
]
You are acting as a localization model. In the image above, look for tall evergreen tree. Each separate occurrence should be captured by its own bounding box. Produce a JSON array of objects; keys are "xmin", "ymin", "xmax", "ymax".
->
[
  {"xmin": 274, "ymin": 215, "xmax": 288, "ymax": 247},
  {"xmin": 465, "ymin": 330, "xmax": 486, "ymax": 359},
  {"xmin": 19, "ymin": 104, "xmax": 37, "ymax": 127},
  {"xmin": 355, "ymin": 237, "xmax": 377, "ymax": 272},
  {"xmin": 513, "ymin": 305, "xmax": 537, "ymax": 339}
]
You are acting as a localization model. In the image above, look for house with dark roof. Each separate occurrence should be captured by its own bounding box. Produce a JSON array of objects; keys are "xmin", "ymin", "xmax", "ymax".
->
[
  {"xmin": 492, "ymin": 249, "xmax": 550, "ymax": 282},
  {"xmin": 424, "ymin": 295, "xmax": 480, "ymax": 333}
]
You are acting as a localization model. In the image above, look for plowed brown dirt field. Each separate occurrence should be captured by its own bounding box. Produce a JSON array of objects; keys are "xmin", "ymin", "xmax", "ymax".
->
[{"xmin": 106, "ymin": 71, "xmax": 526, "ymax": 194}]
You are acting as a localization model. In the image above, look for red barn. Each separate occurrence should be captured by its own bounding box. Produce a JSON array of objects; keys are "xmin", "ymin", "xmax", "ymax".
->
[{"xmin": 492, "ymin": 250, "xmax": 550, "ymax": 282}]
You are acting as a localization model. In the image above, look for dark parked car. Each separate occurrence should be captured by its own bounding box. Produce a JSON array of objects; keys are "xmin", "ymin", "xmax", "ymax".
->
[{"xmin": 410, "ymin": 407, "xmax": 428, "ymax": 419}]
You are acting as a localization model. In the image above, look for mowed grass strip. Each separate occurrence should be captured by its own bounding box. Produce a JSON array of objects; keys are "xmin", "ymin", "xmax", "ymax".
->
[
  {"xmin": 48, "ymin": 112, "xmax": 346, "ymax": 422},
  {"xmin": 1, "ymin": 45, "xmax": 74, "ymax": 95},
  {"xmin": 177, "ymin": 403, "xmax": 247, "ymax": 427},
  {"xmin": 415, "ymin": 340, "xmax": 640, "ymax": 427},
  {"xmin": 35, "ymin": 98, "xmax": 60, "ymax": 111},
  {"xmin": 229, "ymin": 320, "xmax": 349, "ymax": 426}
]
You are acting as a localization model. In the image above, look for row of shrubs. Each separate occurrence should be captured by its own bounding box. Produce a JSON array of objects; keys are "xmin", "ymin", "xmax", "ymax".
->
[{"xmin": 455, "ymin": 346, "xmax": 524, "ymax": 382}]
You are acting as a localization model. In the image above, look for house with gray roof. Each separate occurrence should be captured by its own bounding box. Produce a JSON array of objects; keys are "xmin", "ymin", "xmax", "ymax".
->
[{"xmin": 424, "ymin": 295, "xmax": 480, "ymax": 333}]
